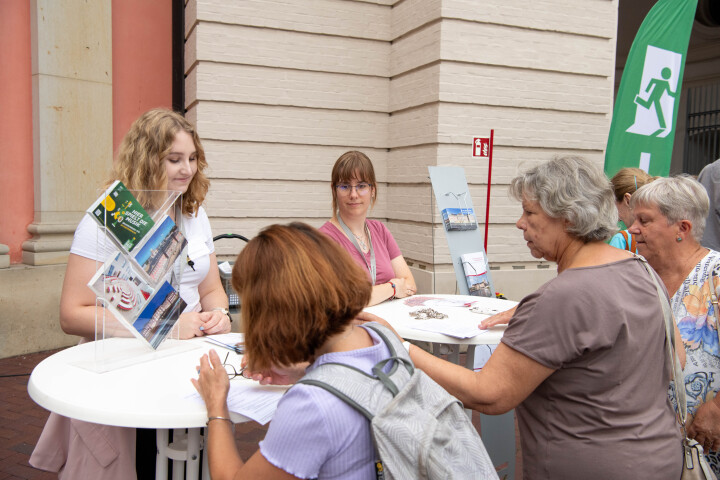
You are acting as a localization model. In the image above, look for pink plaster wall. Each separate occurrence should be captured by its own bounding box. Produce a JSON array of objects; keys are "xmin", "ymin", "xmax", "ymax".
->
[
  {"xmin": 112, "ymin": 0, "xmax": 173, "ymax": 152},
  {"xmin": 0, "ymin": 1, "xmax": 173, "ymax": 264},
  {"xmin": 0, "ymin": 1, "xmax": 34, "ymax": 264}
]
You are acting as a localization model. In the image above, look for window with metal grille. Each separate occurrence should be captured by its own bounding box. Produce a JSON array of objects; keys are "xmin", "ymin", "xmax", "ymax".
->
[{"xmin": 684, "ymin": 82, "xmax": 720, "ymax": 175}]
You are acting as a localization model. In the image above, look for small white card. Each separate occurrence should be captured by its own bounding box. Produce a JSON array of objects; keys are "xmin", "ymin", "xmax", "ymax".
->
[{"xmin": 218, "ymin": 261, "xmax": 232, "ymax": 275}]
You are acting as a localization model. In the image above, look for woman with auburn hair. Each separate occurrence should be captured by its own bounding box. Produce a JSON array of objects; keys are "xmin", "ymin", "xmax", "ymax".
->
[
  {"xmin": 30, "ymin": 108, "xmax": 230, "ymax": 479},
  {"xmin": 193, "ymin": 223, "xmax": 396, "ymax": 479},
  {"xmin": 319, "ymin": 150, "xmax": 416, "ymax": 306},
  {"xmin": 608, "ymin": 167, "xmax": 656, "ymax": 253}
]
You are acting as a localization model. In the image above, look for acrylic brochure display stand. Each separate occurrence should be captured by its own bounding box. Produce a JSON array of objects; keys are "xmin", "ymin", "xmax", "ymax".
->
[{"xmin": 76, "ymin": 188, "xmax": 199, "ymax": 373}]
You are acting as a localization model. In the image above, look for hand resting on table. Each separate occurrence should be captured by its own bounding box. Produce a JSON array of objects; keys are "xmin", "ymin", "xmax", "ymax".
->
[{"xmin": 478, "ymin": 305, "xmax": 517, "ymax": 330}]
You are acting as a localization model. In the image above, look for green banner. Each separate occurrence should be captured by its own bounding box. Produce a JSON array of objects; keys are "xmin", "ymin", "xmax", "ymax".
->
[{"xmin": 604, "ymin": 0, "xmax": 698, "ymax": 177}]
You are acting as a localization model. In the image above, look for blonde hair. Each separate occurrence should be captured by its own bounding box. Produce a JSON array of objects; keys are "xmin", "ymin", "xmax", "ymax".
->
[
  {"xmin": 109, "ymin": 108, "xmax": 209, "ymax": 216},
  {"xmin": 610, "ymin": 168, "xmax": 656, "ymax": 202}
]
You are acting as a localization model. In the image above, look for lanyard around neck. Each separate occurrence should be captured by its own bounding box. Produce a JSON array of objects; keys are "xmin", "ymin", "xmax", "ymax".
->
[{"xmin": 337, "ymin": 215, "xmax": 376, "ymax": 284}]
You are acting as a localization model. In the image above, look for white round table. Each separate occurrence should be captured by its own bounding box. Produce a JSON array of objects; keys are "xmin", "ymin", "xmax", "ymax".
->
[
  {"xmin": 28, "ymin": 337, "xmax": 256, "ymax": 480},
  {"xmin": 365, "ymin": 293, "xmax": 517, "ymax": 368}
]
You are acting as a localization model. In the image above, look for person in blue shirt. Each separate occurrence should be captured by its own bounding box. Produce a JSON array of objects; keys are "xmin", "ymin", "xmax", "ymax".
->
[{"xmin": 609, "ymin": 167, "xmax": 656, "ymax": 253}]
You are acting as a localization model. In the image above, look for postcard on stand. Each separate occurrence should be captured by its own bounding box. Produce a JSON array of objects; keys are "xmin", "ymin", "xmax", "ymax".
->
[
  {"xmin": 132, "ymin": 215, "xmax": 187, "ymax": 283},
  {"xmin": 87, "ymin": 180, "xmax": 155, "ymax": 253},
  {"xmin": 441, "ymin": 207, "xmax": 477, "ymax": 231},
  {"xmin": 460, "ymin": 252, "xmax": 493, "ymax": 297},
  {"xmin": 87, "ymin": 182, "xmax": 187, "ymax": 285},
  {"xmin": 88, "ymin": 252, "xmax": 186, "ymax": 349}
]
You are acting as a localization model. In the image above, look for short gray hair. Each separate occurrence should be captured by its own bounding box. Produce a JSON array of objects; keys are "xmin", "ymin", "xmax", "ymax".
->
[
  {"xmin": 509, "ymin": 155, "xmax": 618, "ymax": 242},
  {"xmin": 630, "ymin": 175, "xmax": 709, "ymax": 242}
]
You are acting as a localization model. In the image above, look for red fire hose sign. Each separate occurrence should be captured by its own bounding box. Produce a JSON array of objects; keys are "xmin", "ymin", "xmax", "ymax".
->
[{"xmin": 473, "ymin": 137, "xmax": 490, "ymax": 158}]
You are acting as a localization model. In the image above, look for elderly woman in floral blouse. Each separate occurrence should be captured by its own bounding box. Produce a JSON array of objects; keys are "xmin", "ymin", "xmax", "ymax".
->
[{"xmin": 628, "ymin": 175, "xmax": 720, "ymax": 473}]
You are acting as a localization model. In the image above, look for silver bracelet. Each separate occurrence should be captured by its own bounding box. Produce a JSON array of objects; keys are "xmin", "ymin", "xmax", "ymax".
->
[
  {"xmin": 211, "ymin": 307, "xmax": 232, "ymax": 322},
  {"xmin": 206, "ymin": 416, "xmax": 232, "ymax": 425}
]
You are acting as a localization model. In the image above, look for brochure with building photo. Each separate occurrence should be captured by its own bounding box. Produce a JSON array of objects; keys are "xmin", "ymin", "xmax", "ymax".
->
[
  {"xmin": 133, "ymin": 280, "xmax": 187, "ymax": 349},
  {"xmin": 89, "ymin": 252, "xmax": 155, "ymax": 318},
  {"xmin": 132, "ymin": 215, "xmax": 187, "ymax": 283},
  {"xmin": 460, "ymin": 252, "xmax": 492, "ymax": 297},
  {"xmin": 442, "ymin": 207, "xmax": 478, "ymax": 231},
  {"xmin": 88, "ymin": 252, "xmax": 185, "ymax": 349},
  {"xmin": 87, "ymin": 180, "xmax": 155, "ymax": 253}
]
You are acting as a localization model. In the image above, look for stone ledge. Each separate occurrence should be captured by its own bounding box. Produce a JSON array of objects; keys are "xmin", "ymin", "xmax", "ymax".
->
[
  {"xmin": 0, "ymin": 244, "xmax": 8, "ymax": 269},
  {"xmin": 0, "ymin": 264, "xmax": 76, "ymax": 358}
]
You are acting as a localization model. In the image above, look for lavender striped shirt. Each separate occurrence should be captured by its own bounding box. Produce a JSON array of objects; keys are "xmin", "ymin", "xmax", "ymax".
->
[{"xmin": 259, "ymin": 325, "xmax": 392, "ymax": 479}]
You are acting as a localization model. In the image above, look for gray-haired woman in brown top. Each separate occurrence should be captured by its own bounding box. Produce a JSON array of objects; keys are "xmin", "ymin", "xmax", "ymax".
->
[{"xmin": 365, "ymin": 156, "xmax": 686, "ymax": 479}]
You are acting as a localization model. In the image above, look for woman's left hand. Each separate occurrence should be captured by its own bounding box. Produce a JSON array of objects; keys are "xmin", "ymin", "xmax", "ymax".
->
[
  {"xmin": 201, "ymin": 310, "xmax": 232, "ymax": 335},
  {"xmin": 191, "ymin": 350, "xmax": 230, "ymax": 414},
  {"xmin": 688, "ymin": 399, "xmax": 720, "ymax": 452}
]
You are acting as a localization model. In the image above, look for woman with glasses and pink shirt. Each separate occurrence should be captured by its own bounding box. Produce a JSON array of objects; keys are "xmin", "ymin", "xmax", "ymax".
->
[{"xmin": 319, "ymin": 151, "xmax": 416, "ymax": 306}]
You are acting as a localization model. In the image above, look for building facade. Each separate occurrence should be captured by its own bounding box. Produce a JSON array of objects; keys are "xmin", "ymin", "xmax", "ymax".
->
[{"xmin": 2, "ymin": 0, "xmax": 719, "ymax": 357}]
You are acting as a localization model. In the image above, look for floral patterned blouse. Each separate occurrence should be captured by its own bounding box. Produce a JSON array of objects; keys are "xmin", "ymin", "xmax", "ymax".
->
[{"xmin": 672, "ymin": 250, "xmax": 720, "ymax": 472}]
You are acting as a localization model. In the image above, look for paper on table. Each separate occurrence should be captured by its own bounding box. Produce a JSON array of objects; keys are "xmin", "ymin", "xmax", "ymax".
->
[
  {"xmin": 226, "ymin": 382, "xmax": 288, "ymax": 425},
  {"xmin": 403, "ymin": 296, "xmax": 477, "ymax": 308},
  {"xmin": 409, "ymin": 318, "xmax": 490, "ymax": 339},
  {"xmin": 187, "ymin": 381, "xmax": 287, "ymax": 426}
]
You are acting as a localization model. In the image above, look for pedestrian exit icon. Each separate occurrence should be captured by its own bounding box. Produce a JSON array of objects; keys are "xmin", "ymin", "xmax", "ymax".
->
[
  {"xmin": 625, "ymin": 45, "xmax": 682, "ymax": 139},
  {"xmin": 473, "ymin": 137, "xmax": 490, "ymax": 158}
]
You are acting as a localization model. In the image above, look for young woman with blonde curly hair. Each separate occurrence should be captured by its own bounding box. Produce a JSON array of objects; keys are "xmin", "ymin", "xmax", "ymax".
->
[
  {"xmin": 60, "ymin": 107, "xmax": 230, "ymax": 341},
  {"xmin": 30, "ymin": 108, "xmax": 230, "ymax": 479}
]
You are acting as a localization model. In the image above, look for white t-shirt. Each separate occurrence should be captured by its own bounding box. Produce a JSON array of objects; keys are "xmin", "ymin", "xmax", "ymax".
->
[{"xmin": 71, "ymin": 206, "xmax": 215, "ymax": 313}]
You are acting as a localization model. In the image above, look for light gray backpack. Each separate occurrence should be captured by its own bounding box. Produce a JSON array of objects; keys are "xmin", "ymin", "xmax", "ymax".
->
[{"xmin": 297, "ymin": 323, "xmax": 498, "ymax": 480}]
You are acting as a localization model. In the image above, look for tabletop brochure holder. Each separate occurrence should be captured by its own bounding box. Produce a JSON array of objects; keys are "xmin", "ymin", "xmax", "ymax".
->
[
  {"xmin": 428, "ymin": 167, "xmax": 494, "ymax": 297},
  {"xmin": 428, "ymin": 166, "xmax": 514, "ymax": 480},
  {"xmin": 77, "ymin": 182, "xmax": 198, "ymax": 373}
]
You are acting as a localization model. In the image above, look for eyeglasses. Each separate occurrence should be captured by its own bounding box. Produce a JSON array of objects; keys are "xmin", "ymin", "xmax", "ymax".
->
[
  {"xmin": 222, "ymin": 352, "xmax": 246, "ymax": 379},
  {"xmin": 335, "ymin": 183, "xmax": 371, "ymax": 195}
]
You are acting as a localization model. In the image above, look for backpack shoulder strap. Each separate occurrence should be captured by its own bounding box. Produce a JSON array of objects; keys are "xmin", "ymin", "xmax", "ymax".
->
[{"xmin": 296, "ymin": 323, "xmax": 414, "ymax": 415}]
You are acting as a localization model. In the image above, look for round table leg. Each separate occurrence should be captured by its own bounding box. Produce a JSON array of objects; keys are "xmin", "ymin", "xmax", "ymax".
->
[
  {"xmin": 185, "ymin": 429, "xmax": 201, "ymax": 480},
  {"xmin": 156, "ymin": 428, "xmax": 203, "ymax": 480},
  {"xmin": 156, "ymin": 429, "xmax": 170, "ymax": 479}
]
